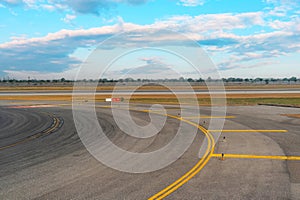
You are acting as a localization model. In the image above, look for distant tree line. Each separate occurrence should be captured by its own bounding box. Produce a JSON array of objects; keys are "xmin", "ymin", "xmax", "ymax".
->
[
  {"xmin": 0, "ymin": 76, "xmax": 299, "ymax": 84},
  {"xmin": 221, "ymin": 77, "xmax": 299, "ymax": 84}
]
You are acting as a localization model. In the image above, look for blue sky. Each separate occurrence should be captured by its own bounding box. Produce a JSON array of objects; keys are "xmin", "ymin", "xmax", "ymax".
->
[{"xmin": 0, "ymin": 0, "xmax": 299, "ymax": 79}]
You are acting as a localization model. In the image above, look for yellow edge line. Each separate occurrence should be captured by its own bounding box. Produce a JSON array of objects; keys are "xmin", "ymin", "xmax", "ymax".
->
[
  {"xmin": 209, "ymin": 130, "xmax": 287, "ymax": 133},
  {"xmin": 212, "ymin": 154, "xmax": 300, "ymax": 160}
]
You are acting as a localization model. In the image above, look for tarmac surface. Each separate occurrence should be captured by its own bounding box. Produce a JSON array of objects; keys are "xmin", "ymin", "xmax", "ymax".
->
[{"xmin": 0, "ymin": 101, "xmax": 299, "ymax": 199}]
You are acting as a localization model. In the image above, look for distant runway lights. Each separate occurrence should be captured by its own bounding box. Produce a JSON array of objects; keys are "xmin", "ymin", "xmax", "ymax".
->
[{"xmin": 105, "ymin": 97, "xmax": 124, "ymax": 102}]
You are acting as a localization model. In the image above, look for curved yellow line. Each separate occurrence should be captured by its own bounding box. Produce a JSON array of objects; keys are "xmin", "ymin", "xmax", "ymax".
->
[
  {"xmin": 0, "ymin": 115, "xmax": 60, "ymax": 151},
  {"xmin": 148, "ymin": 114, "xmax": 214, "ymax": 200},
  {"xmin": 97, "ymin": 105, "xmax": 215, "ymax": 200}
]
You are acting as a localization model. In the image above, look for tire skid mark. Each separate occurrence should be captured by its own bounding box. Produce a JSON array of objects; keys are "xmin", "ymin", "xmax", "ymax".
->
[{"xmin": 0, "ymin": 112, "xmax": 63, "ymax": 151}]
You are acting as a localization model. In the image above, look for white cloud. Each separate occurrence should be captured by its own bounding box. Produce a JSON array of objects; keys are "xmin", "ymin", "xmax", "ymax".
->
[
  {"xmin": 0, "ymin": 23, "xmax": 122, "ymax": 48},
  {"xmin": 103, "ymin": 57, "xmax": 181, "ymax": 79},
  {"xmin": 155, "ymin": 12, "xmax": 265, "ymax": 35},
  {"xmin": 268, "ymin": 5, "xmax": 288, "ymax": 16},
  {"xmin": 268, "ymin": 19, "xmax": 294, "ymax": 30},
  {"xmin": 40, "ymin": 4, "xmax": 57, "ymax": 11},
  {"xmin": 62, "ymin": 14, "xmax": 76, "ymax": 23},
  {"xmin": 178, "ymin": 0, "xmax": 205, "ymax": 7},
  {"xmin": 1, "ymin": 10, "xmax": 300, "ymax": 78},
  {"xmin": 4, "ymin": 68, "xmax": 78, "ymax": 79}
]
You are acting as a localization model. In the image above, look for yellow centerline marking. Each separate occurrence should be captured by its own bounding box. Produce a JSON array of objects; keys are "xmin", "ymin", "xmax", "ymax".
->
[
  {"xmin": 209, "ymin": 130, "xmax": 287, "ymax": 133},
  {"xmin": 212, "ymin": 154, "xmax": 300, "ymax": 160},
  {"xmin": 0, "ymin": 114, "xmax": 61, "ymax": 151}
]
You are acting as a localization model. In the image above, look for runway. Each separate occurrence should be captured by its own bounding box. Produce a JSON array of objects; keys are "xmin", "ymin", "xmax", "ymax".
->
[{"xmin": 0, "ymin": 102, "xmax": 300, "ymax": 199}]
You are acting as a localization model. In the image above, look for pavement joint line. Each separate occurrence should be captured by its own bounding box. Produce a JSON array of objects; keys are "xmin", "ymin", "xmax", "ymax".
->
[
  {"xmin": 209, "ymin": 130, "xmax": 288, "ymax": 133},
  {"xmin": 212, "ymin": 154, "xmax": 300, "ymax": 160},
  {"xmin": 140, "ymin": 109, "xmax": 183, "ymax": 112}
]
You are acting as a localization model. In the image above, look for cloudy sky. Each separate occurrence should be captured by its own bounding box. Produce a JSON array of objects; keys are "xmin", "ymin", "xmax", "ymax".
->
[{"xmin": 0, "ymin": 0, "xmax": 299, "ymax": 79}]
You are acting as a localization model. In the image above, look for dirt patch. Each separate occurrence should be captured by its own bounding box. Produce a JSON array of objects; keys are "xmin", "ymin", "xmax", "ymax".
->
[{"xmin": 281, "ymin": 114, "xmax": 300, "ymax": 119}]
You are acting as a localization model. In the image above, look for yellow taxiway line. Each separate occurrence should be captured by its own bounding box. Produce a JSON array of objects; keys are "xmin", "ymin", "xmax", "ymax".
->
[
  {"xmin": 148, "ymin": 113, "xmax": 215, "ymax": 200},
  {"xmin": 97, "ymin": 105, "xmax": 215, "ymax": 199},
  {"xmin": 95, "ymin": 104, "xmax": 295, "ymax": 199},
  {"xmin": 0, "ymin": 114, "xmax": 61, "ymax": 151},
  {"xmin": 212, "ymin": 154, "xmax": 300, "ymax": 160},
  {"xmin": 209, "ymin": 129, "xmax": 287, "ymax": 133}
]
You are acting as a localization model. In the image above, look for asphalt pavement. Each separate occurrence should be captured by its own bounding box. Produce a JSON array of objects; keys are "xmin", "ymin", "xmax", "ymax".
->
[{"xmin": 0, "ymin": 102, "xmax": 299, "ymax": 199}]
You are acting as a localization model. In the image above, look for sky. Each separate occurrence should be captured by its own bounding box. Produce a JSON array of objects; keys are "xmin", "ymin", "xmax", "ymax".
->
[{"xmin": 0, "ymin": 0, "xmax": 299, "ymax": 80}]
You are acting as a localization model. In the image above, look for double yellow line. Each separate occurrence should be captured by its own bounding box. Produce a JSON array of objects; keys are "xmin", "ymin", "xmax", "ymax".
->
[
  {"xmin": 0, "ymin": 114, "xmax": 61, "ymax": 151},
  {"xmin": 212, "ymin": 154, "xmax": 300, "ymax": 160},
  {"xmin": 148, "ymin": 113, "xmax": 215, "ymax": 200},
  {"xmin": 209, "ymin": 129, "xmax": 287, "ymax": 133}
]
